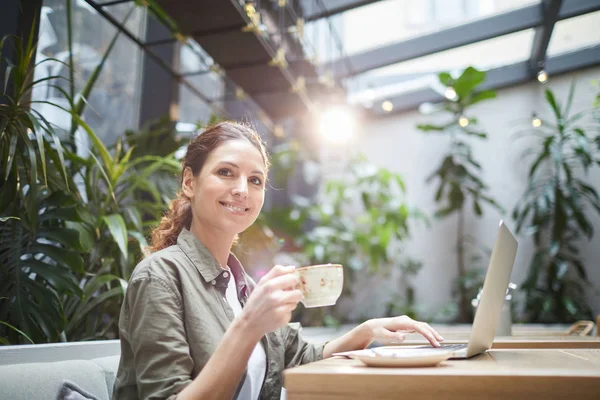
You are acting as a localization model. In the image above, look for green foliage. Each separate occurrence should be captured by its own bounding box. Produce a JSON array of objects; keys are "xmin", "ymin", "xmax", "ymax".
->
[
  {"xmin": 0, "ymin": 29, "xmax": 84, "ymax": 343},
  {"xmin": 262, "ymin": 153, "xmax": 426, "ymax": 325},
  {"xmin": 416, "ymin": 66, "xmax": 502, "ymax": 322},
  {"xmin": 61, "ymin": 126, "xmax": 180, "ymax": 340},
  {"xmin": 512, "ymin": 82, "xmax": 600, "ymax": 322},
  {"xmin": 0, "ymin": 7, "xmax": 181, "ymax": 343}
]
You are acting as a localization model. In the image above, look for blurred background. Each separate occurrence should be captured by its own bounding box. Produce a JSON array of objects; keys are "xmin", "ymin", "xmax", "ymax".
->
[{"xmin": 1, "ymin": 0, "xmax": 599, "ymax": 344}]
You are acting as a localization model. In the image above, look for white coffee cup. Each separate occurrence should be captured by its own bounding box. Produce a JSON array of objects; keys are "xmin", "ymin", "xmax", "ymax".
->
[{"xmin": 294, "ymin": 263, "xmax": 343, "ymax": 308}]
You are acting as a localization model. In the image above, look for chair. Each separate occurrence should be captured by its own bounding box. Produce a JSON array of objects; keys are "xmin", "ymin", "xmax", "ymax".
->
[{"xmin": 567, "ymin": 320, "xmax": 595, "ymax": 336}]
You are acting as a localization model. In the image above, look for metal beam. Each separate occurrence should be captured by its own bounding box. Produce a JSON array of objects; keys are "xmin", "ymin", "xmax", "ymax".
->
[
  {"xmin": 302, "ymin": 0, "xmax": 383, "ymax": 21},
  {"xmin": 328, "ymin": 4, "xmax": 542, "ymax": 78},
  {"xmin": 369, "ymin": 44, "xmax": 600, "ymax": 117},
  {"xmin": 138, "ymin": 13, "xmax": 180, "ymax": 126},
  {"xmin": 559, "ymin": 0, "xmax": 600, "ymax": 19},
  {"xmin": 0, "ymin": 0, "xmax": 42, "ymax": 105},
  {"xmin": 83, "ymin": 0, "xmax": 228, "ymax": 118},
  {"xmin": 328, "ymin": 0, "xmax": 600, "ymax": 79},
  {"xmin": 529, "ymin": 0, "xmax": 563, "ymax": 72}
]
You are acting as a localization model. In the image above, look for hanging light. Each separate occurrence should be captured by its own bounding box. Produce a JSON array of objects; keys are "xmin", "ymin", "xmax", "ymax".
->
[
  {"xmin": 381, "ymin": 101, "xmax": 393, "ymax": 112},
  {"xmin": 244, "ymin": 2, "xmax": 256, "ymax": 17},
  {"xmin": 537, "ymin": 69, "xmax": 548, "ymax": 83},
  {"xmin": 445, "ymin": 87, "xmax": 457, "ymax": 100},
  {"xmin": 531, "ymin": 113, "xmax": 542, "ymax": 128},
  {"xmin": 458, "ymin": 116, "xmax": 469, "ymax": 127}
]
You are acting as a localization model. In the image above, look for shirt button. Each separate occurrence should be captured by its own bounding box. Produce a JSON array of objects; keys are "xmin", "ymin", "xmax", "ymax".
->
[
  {"xmin": 223, "ymin": 272, "xmax": 229, "ymax": 278},
  {"xmin": 211, "ymin": 280, "xmax": 216, "ymax": 285}
]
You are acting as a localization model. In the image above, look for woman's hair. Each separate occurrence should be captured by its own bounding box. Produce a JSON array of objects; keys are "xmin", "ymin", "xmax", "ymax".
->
[{"xmin": 148, "ymin": 121, "xmax": 270, "ymax": 253}]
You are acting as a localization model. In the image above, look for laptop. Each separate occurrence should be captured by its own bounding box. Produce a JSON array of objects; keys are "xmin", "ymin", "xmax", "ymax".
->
[
  {"xmin": 415, "ymin": 220, "xmax": 518, "ymax": 358},
  {"xmin": 335, "ymin": 220, "xmax": 518, "ymax": 360}
]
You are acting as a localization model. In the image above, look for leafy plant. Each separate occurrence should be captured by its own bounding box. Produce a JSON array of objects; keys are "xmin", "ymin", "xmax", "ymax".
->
[
  {"xmin": 0, "ymin": 24, "xmax": 88, "ymax": 343},
  {"xmin": 512, "ymin": 82, "xmax": 600, "ymax": 322},
  {"xmin": 58, "ymin": 118, "xmax": 181, "ymax": 340},
  {"xmin": 0, "ymin": 4, "xmax": 181, "ymax": 343},
  {"xmin": 416, "ymin": 66, "xmax": 503, "ymax": 322},
  {"xmin": 263, "ymin": 154, "xmax": 426, "ymax": 326}
]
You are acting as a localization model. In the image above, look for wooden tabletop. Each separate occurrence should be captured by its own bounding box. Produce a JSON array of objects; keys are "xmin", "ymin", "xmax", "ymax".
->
[{"xmin": 284, "ymin": 349, "xmax": 600, "ymax": 400}]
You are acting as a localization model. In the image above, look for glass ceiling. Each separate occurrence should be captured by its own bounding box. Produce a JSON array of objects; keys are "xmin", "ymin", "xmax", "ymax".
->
[
  {"xmin": 65, "ymin": 0, "xmax": 600, "ymax": 122},
  {"xmin": 548, "ymin": 10, "xmax": 600, "ymax": 56},
  {"xmin": 345, "ymin": 28, "xmax": 535, "ymax": 105},
  {"xmin": 335, "ymin": 0, "xmax": 540, "ymax": 59},
  {"xmin": 302, "ymin": 0, "xmax": 600, "ymax": 109}
]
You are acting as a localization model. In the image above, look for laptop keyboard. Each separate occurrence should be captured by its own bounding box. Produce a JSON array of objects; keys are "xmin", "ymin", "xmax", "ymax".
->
[{"xmin": 417, "ymin": 343, "xmax": 467, "ymax": 351}]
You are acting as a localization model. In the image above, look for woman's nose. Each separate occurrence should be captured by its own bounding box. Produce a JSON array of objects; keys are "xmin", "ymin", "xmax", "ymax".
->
[{"xmin": 232, "ymin": 178, "xmax": 248, "ymax": 197}]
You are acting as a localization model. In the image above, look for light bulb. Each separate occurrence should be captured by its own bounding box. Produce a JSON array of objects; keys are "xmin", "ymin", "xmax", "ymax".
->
[
  {"xmin": 531, "ymin": 114, "xmax": 542, "ymax": 128},
  {"xmin": 458, "ymin": 116, "xmax": 469, "ymax": 127},
  {"xmin": 381, "ymin": 101, "xmax": 393, "ymax": 112},
  {"xmin": 537, "ymin": 70, "xmax": 548, "ymax": 83},
  {"xmin": 445, "ymin": 87, "xmax": 457, "ymax": 100}
]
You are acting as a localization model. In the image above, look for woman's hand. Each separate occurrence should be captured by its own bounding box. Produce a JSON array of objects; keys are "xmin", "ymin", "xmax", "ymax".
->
[
  {"xmin": 363, "ymin": 316, "xmax": 445, "ymax": 347},
  {"xmin": 239, "ymin": 265, "xmax": 302, "ymax": 339}
]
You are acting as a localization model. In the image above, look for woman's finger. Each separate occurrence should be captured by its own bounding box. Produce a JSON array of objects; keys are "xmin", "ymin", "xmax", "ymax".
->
[
  {"xmin": 424, "ymin": 323, "xmax": 444, "ymax": 341},
  {"xmin": 279, "ymin": 289, "xmax": 303, "ymax": 305},
  {"xmin": 413, "ymin": 323, "xmax": 441, "ymax": 347},
  {"xmin": 266, "ymin": 273, "xmax": 299, "ymax": 291},
  {"xmin": 259, "ymin": 265, "xmax": 295, "ymax": 284}
]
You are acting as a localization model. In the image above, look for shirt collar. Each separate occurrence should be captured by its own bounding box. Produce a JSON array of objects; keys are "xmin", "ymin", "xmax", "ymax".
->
[{"xmin": 177, "ymin": 229, "xmax": 249, "ymax": 300}]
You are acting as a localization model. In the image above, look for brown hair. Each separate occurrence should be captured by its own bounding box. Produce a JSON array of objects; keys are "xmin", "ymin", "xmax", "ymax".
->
[{"xmin": 148, "ymin": 121, "xmax": 270, "ymax": 253}]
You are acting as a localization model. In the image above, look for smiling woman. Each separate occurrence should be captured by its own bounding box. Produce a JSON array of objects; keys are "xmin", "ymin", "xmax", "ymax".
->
[
  {"xmin": 148, "ymin": 122, "xmax": 270, "ymax": 254},
  {"xmin": 113, "ymin": 121, "xmax": 444, "ymax": 400}
]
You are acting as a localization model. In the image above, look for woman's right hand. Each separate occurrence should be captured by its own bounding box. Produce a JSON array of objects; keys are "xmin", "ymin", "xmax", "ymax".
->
[{"xmin": 239, "ymin": 265, "xmax": 303, "ymax": 338}]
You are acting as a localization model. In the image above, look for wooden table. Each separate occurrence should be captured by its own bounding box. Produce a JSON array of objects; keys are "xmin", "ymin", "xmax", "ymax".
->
[{"xmin": 284, "ymin": 349, "xmax": 600, "ymax": 400}]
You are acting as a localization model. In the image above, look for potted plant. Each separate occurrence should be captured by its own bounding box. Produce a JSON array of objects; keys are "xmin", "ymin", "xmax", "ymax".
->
[
  {"xmin": 512, "ymin": 82, "xmax": 600, "ymax": 322},
  {"xmin": 416, "ymin": 66, "xmax": 502, "ymax": 322}
]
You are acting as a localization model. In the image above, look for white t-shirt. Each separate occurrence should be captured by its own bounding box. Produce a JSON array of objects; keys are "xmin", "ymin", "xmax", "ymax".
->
[{"xmin": 224, "ymin": 268, "xmax": 267, "ymax": 400}]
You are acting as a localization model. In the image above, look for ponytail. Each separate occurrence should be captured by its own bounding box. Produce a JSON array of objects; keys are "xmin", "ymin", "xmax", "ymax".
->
[{"xmin": 148, "ymin": 192, "xmax": 193, "ymax": 253}]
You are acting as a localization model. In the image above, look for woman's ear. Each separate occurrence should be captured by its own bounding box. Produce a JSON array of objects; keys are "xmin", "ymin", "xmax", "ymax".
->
[{"xmin": 181, "ymin": 167, "xmax": 195, "ymax": 198}]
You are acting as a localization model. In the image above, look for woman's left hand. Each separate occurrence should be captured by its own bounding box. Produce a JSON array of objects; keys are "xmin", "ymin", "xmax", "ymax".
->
[{"xmin": 363, "ymin": 316, "xmax": 444, "ymax": 347}]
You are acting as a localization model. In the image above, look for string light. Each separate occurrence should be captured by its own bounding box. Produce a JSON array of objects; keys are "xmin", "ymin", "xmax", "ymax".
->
[
  {"xmin": 445, "ymin": 87, "xmax": 457, "ymax": 100},
  {"xmin": 537, "ymin": 69, "xmax": 548, "ymax": 83},
  {"xmin": 531, "ymin": 113, "xmax": 542, "ymax": 128},
  {"xmin": 458, "ymin": 116, "xmax": 469, "ymax": 127},
  {"xmin": 382, "ymin": 101, "xmax": 393, "ymax": 112}
]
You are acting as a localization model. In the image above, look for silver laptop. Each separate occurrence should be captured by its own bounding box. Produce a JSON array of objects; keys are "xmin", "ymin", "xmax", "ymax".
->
[{"xmin": 418, "ymin": 220, "xmax": 518, "ymax": 358}]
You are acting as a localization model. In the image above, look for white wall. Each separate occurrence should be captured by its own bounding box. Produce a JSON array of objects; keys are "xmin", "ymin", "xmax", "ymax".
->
[{"xmin": 351, "ymin": 66, "xmax": 600, "ymax": 320}]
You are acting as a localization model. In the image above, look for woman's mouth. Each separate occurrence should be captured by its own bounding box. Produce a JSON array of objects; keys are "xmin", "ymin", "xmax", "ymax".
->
[{"xmin": 219, "ymin": 202, "xmax": 249, "ymax": 213}]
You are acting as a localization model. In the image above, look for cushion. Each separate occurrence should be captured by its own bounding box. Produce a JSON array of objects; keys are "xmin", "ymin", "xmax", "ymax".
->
[
  {"xmin": 56, "ymin": 380, "xmax": 101, "ymax": 400},
  {"xmin": 0, "ymin": 359, "xmax": 110, "ymax": 400},
  {"xmin": 91, "ymin": 355, "xmax": 120, "ymax": 399}
]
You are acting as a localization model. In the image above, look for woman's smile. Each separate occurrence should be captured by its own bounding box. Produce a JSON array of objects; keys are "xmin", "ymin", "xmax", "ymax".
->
[{"xmin": 219, "ymin": 201, "xmax": 250, "ymax": 214}]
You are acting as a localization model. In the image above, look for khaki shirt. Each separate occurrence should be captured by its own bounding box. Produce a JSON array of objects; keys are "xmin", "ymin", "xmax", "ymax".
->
[{"xmin": 113, "ymin": 229, "xmax": 324, "ymax": 400}]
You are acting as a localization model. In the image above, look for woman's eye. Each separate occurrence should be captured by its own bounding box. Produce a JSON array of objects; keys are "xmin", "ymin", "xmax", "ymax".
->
[
  {"xmin": 250, "ymin": 177, "xmax": 263, "ymax": 186},
  {"xmin": 218, "ymin": 169, "xmax": 232, "ymax": 177}
]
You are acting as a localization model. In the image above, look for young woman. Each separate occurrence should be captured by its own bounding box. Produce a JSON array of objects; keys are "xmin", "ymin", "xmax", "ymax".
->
[{"xmin": 112, "ymin": 121, "xmax": 444, "ymax": 400}]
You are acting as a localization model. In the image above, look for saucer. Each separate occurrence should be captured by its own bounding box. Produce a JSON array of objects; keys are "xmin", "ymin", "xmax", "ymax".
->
[{"xmin": 334, "ymin": 347, "xmax": 453, "ymax": 368}]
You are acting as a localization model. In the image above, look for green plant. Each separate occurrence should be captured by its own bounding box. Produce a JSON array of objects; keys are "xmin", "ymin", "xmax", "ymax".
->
[
  {"xmin": 1, "ymin": 5, "xmax": 181, "ymax": 343},
  {"xmin": 416, "ymin": 66, "xmax": 503, "ymax": 322},
  {"xmin": 264, "ymin": 154, "xmax": 426, "ymax": 325},
  {"xmin": 512, "ymin": 82, "xmax": 600, "ymax": 322},
  {"xmin": 60, "ymin": 122, "xmax": 180, "ymax": 340},
  {"xmin": 0, "ymin": 30, "xmax": 85, "ymax": 343}
]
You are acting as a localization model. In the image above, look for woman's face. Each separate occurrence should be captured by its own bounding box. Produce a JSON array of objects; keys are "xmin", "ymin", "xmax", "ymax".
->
[{"xmin": 183, "ymin": 139, "xmax": 266, "ymax": 237}]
